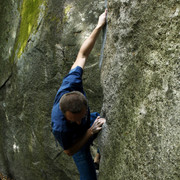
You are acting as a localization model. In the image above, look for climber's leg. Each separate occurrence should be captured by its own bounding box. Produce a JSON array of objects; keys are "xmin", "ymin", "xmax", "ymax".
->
[
  {"xmin": 94, "ymin": 149, "xmax": 100, "ymax": 170},
  {"xmin": 73, "ymin": 145, "xmax": 97, "ymax": 180}
]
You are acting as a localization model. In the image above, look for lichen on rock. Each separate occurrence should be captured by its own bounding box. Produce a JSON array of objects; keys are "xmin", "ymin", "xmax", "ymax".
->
[{"xmin": 15, "ymin": 0, "xmax": 46, "ymax": 59}]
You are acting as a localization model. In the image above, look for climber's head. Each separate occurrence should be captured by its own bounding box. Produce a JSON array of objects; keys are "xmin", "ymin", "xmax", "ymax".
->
[{"xmin": 59, "ymin": 91, "xmax": 88, "ymax": 125}]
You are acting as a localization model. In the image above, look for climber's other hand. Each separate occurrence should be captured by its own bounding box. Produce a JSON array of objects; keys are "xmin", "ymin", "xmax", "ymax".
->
[{"xmin": 89, "ymin": 116, "xmax": 106, "ymax": 135}]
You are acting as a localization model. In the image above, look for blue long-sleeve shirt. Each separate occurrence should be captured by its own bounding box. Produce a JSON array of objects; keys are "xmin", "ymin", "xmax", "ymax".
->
[{"xmin": 51, "ymin": 66, "xmax": 90, "ymax": 150}]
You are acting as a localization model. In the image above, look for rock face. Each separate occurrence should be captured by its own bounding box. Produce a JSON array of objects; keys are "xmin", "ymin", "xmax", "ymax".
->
[
  {"xmin": 99, "ymin": 0, "xmax": 180, "ymax": 180},
  {"xmin": 0, "ymin": 0, "xmax": 179, "ymax": 180},
  {"xmin": 0, "ymin": 0, "xmax": 104, "ymax": 179}
]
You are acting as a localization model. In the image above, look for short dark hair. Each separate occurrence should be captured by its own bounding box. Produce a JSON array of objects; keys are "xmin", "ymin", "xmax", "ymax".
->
[{"xmin": 59, "ymin": 91, "xmax": 88, "ymax": 114}]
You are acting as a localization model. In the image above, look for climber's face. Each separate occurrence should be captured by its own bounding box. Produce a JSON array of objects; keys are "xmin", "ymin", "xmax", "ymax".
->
[{"xmin": 65, "ymin": 107, "xmax": 87, "ymax": 125}]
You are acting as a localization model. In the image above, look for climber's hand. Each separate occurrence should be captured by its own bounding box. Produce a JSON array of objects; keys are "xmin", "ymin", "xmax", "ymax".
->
[
  {"xmin": 89, "ymin": 116, "xmax": 106, "ymax": 135},
  {"xmin": 97, "ymin": 9, "xmax": 107, "ymax": 28}
]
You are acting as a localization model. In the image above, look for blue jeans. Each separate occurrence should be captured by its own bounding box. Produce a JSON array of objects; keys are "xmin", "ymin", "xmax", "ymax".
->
[
  {"xmin": 72, "ymin": 112, "xmax": 99, "ymax": 180},
  {"xmin": 73, "ymin": 144, "xmax": 97, "ymax": 180}
]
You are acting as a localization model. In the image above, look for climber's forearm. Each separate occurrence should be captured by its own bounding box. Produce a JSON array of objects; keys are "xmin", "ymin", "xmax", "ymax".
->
[
  {"xmin": 78, "ymin": 26, "xmax": 102, "ymax": 58},
  {"xmin": 63, "ymin": 117, "xmax": 105, "ymax": 156},
  {"xmin": 64, "ymin": 128, "xmax": 93, "ymax": 156},
  {"xmin": 71, "ymin": 25, "xmax": 102, "ymax": 70}
]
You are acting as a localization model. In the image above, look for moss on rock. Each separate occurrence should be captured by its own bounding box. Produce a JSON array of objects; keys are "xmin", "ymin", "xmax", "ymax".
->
[{"xmin": 15, "ymin": 0, "xmax": 45, "ymax": 59}]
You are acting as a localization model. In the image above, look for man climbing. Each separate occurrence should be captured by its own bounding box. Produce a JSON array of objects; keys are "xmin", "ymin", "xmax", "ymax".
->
[{"xmin": 51, "ymin": 10, "xmax": 107, "ymax": 180}]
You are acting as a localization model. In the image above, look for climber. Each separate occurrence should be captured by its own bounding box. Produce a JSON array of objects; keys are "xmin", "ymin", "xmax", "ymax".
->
[{"xmin": 51, "ymin": 10, "xmax": 107, "ymax": 180}]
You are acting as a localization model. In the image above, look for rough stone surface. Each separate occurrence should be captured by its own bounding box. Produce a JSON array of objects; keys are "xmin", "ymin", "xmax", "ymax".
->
[
  {"xmin": 0, "ymin": 0, "xmax": 179, "ymax": 180},
  {"xmin": 99, "ymin": 0, "xmax": 180, "ymax": 180},
  {"xmin": 0, "ymin": 0, "xmax": 104, "ymax": 179}
]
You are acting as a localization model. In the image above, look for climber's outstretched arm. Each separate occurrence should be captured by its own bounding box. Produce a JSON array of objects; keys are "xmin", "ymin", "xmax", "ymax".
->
[{"xmin": 71, "ymin": 10, "xmax": 107, "ymax": 70}]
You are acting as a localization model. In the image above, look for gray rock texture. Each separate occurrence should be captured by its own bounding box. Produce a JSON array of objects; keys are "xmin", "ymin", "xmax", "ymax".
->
[
  {"xmin": 0, "ymin": 0, "xmax": 103, "ymax": 179},
  {"xmin": 99, "ymin": 0, "xmax": 180, "ymax": 180},
  {"xmin": 0, "ymin": 0, "xmax": 179, "ymax": 180}
]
